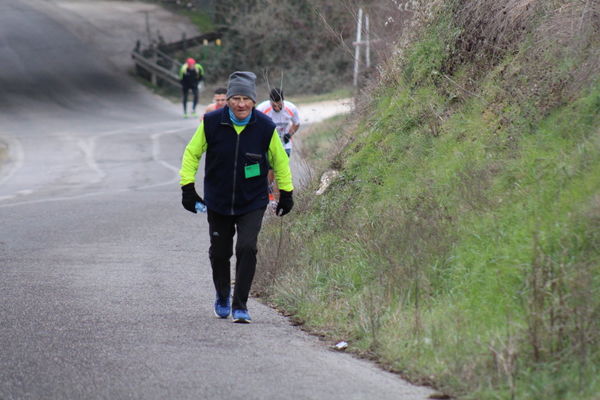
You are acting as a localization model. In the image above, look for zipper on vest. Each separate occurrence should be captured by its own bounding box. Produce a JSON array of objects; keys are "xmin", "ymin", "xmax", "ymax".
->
[{"xmin": 230, "ymin": 132, "xmax": 241, "ymax": 215}]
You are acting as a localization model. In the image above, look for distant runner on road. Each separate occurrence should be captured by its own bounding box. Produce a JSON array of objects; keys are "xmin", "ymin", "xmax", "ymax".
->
[
  {"xmin": 179, "ymin": 57, "xmax": 204, "ymax": 118},
  {"xmin": 257, "ymin": 88, "xmax": 300, "ymax": 204},
  {"xmin": 257, "ymin": 88, "xmax": 300, "ymax": 157},
  {"xmin": 202, "ymin": 87, "xmax": 227, "ymax": 118}
]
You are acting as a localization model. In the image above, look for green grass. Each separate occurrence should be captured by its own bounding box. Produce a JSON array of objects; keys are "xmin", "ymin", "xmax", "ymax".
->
[
  {"xmin": 146, "ymin": 1, "xmax": 215, "ymax": 33},
  {"xmin": 178, "ymin": 10, "xmax": 214, "ymax": 33},
  {"xmin": 255, "ymin": 4, "xmax": 600, "ymax": 398}
]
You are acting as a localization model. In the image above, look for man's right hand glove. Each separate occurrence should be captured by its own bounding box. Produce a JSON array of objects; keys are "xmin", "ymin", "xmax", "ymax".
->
[
  {"xmin": 181, "ymin": 183, "xmax": 203, "ymax": 213},
  {"xmin": 276, "ymin": 190, "xmax": 294, "ymax": 216},
  {"xmin": 283, "ymin": 133, "xmax": 291, "ymax": 144}
]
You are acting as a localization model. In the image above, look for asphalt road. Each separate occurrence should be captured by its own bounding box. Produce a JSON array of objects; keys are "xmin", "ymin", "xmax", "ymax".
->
[{"xmin": 0, "ymin": 1, "xmax": 433, "ymax": 399}]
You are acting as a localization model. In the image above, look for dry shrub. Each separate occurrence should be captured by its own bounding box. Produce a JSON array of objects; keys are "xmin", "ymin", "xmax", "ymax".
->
[
  {"xmin": 444, "ymin": 0, "xmax": 598, "ymax": 93},
  {"xmin": 254, "ymin": 175, "xmax": 320, "ymax": 295},
  {"xmin": 209, "ymin": 0, "xmax": 357, "ymax": 93},
  {"xmin": 492, "ymin": 0, "xmax": 600, "ymax": 117},
  {"xmin": 524, "ymin": 193, "xmax": 600, "ymax": 369},
  {"xmin": 455, "ymin": 164, "xmax": 496, "ymax": 213},
  {"xmin": 525, "ymin": 232, "xmax": 600, "ymax": 369},
  {"xmin": 255, "ymin": 216, "xmax": 290, "ymax": 295},
  {"xmin": 537, "ymin": 0, "xmax": 600, "ymax": 45},
  {"xmin": 533, "ymin": 0, "xmax": 600, "ymax": 97},
  {"xmin": 355, "ymin": 189, "xmax": 454, "ymax": 332},
  {"xmin": 451, "ymin": 0, "xmax": 547, "ymax": 71}
]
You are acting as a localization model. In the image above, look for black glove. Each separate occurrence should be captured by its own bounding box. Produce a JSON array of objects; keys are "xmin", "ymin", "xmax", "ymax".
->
[
  {"xmin": 276, "ymin": 190, "xmax": 294, "ymax": 216},
  {"xmin": 283, "ymin": 133, "xmax": 291, "ymax": 144},
  {"xmin": 181, "ymin": 183, "xmax": 203, "ymax": 213}
]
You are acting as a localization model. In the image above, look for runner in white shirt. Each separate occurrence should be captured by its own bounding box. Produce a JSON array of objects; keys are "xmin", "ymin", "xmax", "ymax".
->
[
  {"xmin": 257, "ymin": 88, "xmax": 301, "ymax": 206},
  {"xmin": 256, "ymin": 88, "xmax": 300, "ymax": 157}
]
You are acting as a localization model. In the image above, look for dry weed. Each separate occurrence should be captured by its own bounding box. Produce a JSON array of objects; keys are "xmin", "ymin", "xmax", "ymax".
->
[
  {"xmin": 451, "ymin": 0, "xmax": 546, "ymax": 70},
  {"xmin": 534, "ymin": 0, "xmax": 600, "ymax": 96}
]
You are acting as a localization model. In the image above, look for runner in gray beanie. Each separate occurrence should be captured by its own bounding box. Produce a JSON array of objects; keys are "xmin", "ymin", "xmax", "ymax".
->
[
  {"xmin": 226, "ymin": 71, "xmax": 257, "ymax": 102},
  {"xmin": 180, "ymin": 70, "xmax": 293, "ymax": 324}
]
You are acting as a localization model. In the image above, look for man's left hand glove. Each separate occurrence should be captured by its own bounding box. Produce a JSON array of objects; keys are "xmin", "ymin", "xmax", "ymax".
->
[
  {"xmin": 283, "ymin": 133, "xmax": 291, "ymax": 144},
  {"xmin": 276, "ymin": 190, "xmax": 294, "ymax": 216}
]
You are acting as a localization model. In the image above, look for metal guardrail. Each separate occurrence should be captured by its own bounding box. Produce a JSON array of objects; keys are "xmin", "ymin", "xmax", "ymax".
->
[
  {"xmin": 131, "ymin": 44, "xmax": 181, "ymax": 87},
  {"xmin": 131, "ymin": 30, "xmax": 223, "ymax": 88}
]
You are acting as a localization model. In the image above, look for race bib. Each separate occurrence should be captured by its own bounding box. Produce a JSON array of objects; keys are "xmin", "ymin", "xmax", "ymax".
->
[{"xmin": 244, "ymin": 163, "xmax": 260, "ymax": 178}]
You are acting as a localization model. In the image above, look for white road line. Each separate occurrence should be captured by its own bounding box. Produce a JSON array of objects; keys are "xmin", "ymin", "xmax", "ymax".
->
[
  {"xmin": 0, "ymin": 179, "xmax": 180, "ymax": 209},
  {"xmin": 0, "ymin": 124, "xmax": 192, "ymax": 208},
  {"xmin": 151, "ymin": 128, "xmax": 185, "ymax": 174},
  {"xmin": 77, "ymin": 137, "xmax": 106, "ymax": 183}
]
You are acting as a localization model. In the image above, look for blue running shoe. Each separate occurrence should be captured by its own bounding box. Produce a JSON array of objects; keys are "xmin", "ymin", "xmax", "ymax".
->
[
  {"xmin": 232, "ymin": 309, "xmax": 252, "ymax": 323},
  {"xmin": 214, "ymin": 295, "xmax": 231, "ymax": 318}
]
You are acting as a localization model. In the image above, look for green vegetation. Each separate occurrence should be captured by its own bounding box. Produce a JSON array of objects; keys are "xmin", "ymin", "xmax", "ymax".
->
[
  {"xmin": 150, "ymin": 1, "xmax": 407, "ymax": 94},
  {"xmin": 205, "ymin": 0, "xmax": 355, "ymax": 93},
  {"xmin": 140, "ymin": 1, "xmax": 214, "ymax": 33},
  {"xmin": 256, "ymin": 1, "xmax": 600, "ymax": 399},
  {"xmin": 178, "ymin": 9, "xmax": 214, "ymax": 33}
]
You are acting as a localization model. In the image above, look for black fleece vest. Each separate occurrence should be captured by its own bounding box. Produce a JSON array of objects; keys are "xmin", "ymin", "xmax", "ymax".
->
[{"xmin": 203, "ymin": 106, "xmax": 275, "ymax": 215}]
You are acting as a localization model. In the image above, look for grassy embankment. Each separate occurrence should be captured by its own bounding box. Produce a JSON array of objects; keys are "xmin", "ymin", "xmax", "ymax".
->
[{"xmin": 256, "ymin": 1, "xmax": 600, "ymax": 399}]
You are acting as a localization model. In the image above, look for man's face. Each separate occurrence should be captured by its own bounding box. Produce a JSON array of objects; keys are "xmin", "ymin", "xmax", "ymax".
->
[
  {"xmin": 271, "ymin": 100, "xmax": 283, "ymax": 112},
  {"xmin": 213, "ymin": 94, "xmax": 227, "ymax": 109},
  {"xmin": 227, "ymin": 96, "xmax": 254, "ymax": 120}
]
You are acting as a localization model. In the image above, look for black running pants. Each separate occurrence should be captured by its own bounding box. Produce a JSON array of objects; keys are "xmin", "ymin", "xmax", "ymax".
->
[
  {"xmin": 181, "ymin": 84, "xmax": 198, "ymax": 113},
  {"xmin": 206, "ymin": 206, "xmax": 266, "ymax": 311}
]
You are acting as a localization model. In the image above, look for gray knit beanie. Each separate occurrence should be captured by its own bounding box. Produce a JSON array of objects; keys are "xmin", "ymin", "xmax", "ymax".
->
[{"xmin": 226, "ymin": 71, "xmax": 257, "ymax": 102}]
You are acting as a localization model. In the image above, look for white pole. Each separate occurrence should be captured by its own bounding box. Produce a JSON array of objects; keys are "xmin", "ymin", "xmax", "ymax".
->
[
  {"xmin": 144, "ymin": 11, "xmax": 151, "ymax": 44},
  {"xmin": 366, "ymin": 14, "xmax": 371, "ymax": 69},
  {"xmin": 353, "ymin": 8, "xmax": 363, "ymax": 87}
]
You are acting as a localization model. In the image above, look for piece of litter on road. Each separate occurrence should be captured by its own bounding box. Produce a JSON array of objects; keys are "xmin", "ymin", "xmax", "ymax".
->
[{"xmin": 334, "ymin": 341, "xmax": 348, "ymax": 350}]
